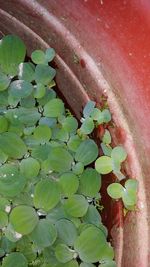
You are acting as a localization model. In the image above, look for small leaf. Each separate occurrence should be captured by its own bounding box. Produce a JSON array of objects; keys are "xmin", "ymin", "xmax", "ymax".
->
[
  {"xmin": 10, "ymin": 205, "xmax": 38, "ymax": 235},
  {"xmin": 59, "ymin": 172, "xmax": 79, "ymax": 197},
  {"xmin": 102, "ymin": 130, "xmax": 111, "ymax": 144},
  {"xmin": 83, "ymin": 101, "xmax": 95, "ymax": 118},
  {"xmin": 30, "ymin": 219, "xmax": 57, "ymax": 248},
  {"xmin": 31, "ymin": 144, "xmax": 51, "ymax": 161},
  {"xmin": 72, "ymin": 162, "xmax": 84, "ymax": 175},
  {"xmin": 99, "ymin": 261, "xmax": 117, "ymax": 267},
  {"xmin": 44, "ymin": 98, "xmax": 64, "ymax": 117},
  {"xmin": 95, "ymin": 156, "xmax": 113, "ymax": 174},
  {"xmin": 83, "ymin": 205, "xmax": 101, "ymax": 227},
  {"xmin": 101, "ymin": 143, "xmax": 112, "ymax": 157},
  {"xmin": 45, "ymin": 48, "xmax": 56, "ymax": 62},
  {"xmin": 31, "ymin": 50, "xmax": 46, "ymax": 64},
  {"xmin": 62, "ymin": 116, "xmax": 78, "ymax": 133},
  {"xmin": 0, "ymin": 132, "xmax": 27, "ymax": 159},
  {"xmin": 0, "ymin": 35, "xmax": 26, "ymax": 75},
  {"xmin": 0, "ymin": 71, "xmax": 10, "ymax": 91},
  {"xmin": 91, "ymin": 108, "xmax": 103, "ymax": 123},
  {"xmin": 55, "ymin": 219, "xmax": 78, "ymax": 246},
  {"xmin": 78, "ymin": 168, "xmax": 101, "ymax": 197},
  {"xmin": 34, "ymin": 83, "xmax": 46, "ymax": 98},
  {"xmin": 18, "ymin": 62, "xmax": 35, "ymax": 82},
  {"xmin": 34, "ymin": 179, "xmax": 61, "ymax": 211},
  {"xmin": 64, "ymin": 194, "xmax": 88, "ymax": 217},
  {"xmin": 125, "ymin": 179, "xmax": 138, "ymax": 192},
  {"xmin": 101, "ymin": 109, "xmax": 111, "ymax": 123},
  {"xmin": 9, "ymin": 80, "xmax": 33, "ymax": 99},
  {"xmin": 67, "ymin": 135, "xmax": 82, "ymax": 152},
  {"xmin": 0, "ymin": 116, "xmax": 8, "ymax": 133},
  {"xmin": 74, "ymin": 226, "xmax": 107, "ymax": 263},
  {"xmin": 20, "ymin": 157, "xmax": 40, "ymax": 179},
  {"xmin": 111, "ymin": 146, "xmax": 127, "ymax": 163},
  {"xmin": 107, "ymin": 183, "xmax": 124, "ymax": 199},
  {"xmin": 80, "ymin": 118, "xmax": 94, "ymax": 135},
  {"xmin": 2, "ymin": 252, "xmax": 28, "ymax": 267},
  {"xmin": 33, "ymin": 125, "xmax": 52, "ymax": 144},
  {"xmin": 35, "ymin": 64, "xmax": 56, "ymax": 85},
  {"xmin": 55, "ymin": 244, "xmax": 73, "ymax": 263},
  {"xmin": 47, "ymin": 146, "xmax": 73, "ymax": 173},
  {"xmin": 80, "ymin": 263, "xmax": 95, "ymax": 267},
  {"xmin": 75, "ymin": 139, "xmax": 98, "ymax": 166}
]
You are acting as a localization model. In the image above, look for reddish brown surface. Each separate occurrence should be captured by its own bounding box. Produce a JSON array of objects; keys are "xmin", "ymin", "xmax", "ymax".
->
[{"xmin": 0, "ymin": 1, "xmax": 150, "ymax": 266}]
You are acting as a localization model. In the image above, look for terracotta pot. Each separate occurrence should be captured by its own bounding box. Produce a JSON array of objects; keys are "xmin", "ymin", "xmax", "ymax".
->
[{"xmin": 0, "ymin": 1, "xmax": 150, "ymax": 266}]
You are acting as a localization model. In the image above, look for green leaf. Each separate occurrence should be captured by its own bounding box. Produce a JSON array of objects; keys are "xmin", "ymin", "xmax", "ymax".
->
[
  {"xmin": 62, "ymin": 116, "xmax": 78, "ymax": 133},
  {"xmin": 31, "ymin": 50, "xmax": 46, "ymax": 64},
  {"xmin": 95, "ymin": 156, "xmax": 113, "ymax": 174},
  {"xmin": 90, "ymin": 108, "xmax": 103, "ymax": 123},
  {"xmin": 83, "ymin": 205, "xmax": 101, "ymax": 227},
  {"xmin": 122, "ymin": 189, "xmax": 137, "ymax": 207},
  {"xmin": 0, "ymin": 132, "xmax": 27, "ymax": 159},
  {"xmin": 0, "ymin": 210, "xmax": 8, "ymax": 228},
  {"xmin": 0, "ymin": 35, "xmax": 26, "ymax": 75},
  {"xmin": 59, "ymin": 172, "xmax": 79, "ymax": 197},
  {"xmin": 111, "ymin": 146, "xmax": 127, "ymax": 163},
  {"xmin": 80, "ymin": 118, "xmax": 94, "ymax": 135},
  {"xmin": 35, "ymin": 64, "xmax": 56, "ymax": 85},
  {"xmin": 83, "ymin": 101, "xmax": 95, "ymax": 118},
  {"xmin": 37, "ymin": 88, "xmax": 56, "ymax": 106},
  {"xmin": 30, "ymin": 219, "xmax": 57, "ymax": 248},
  {"xmin": 0, "ymin": 163, "xmax": 26, "ymax": 198},
  {"xmin": 39, "ymin": 117, "xmax": 57, "ymax": 128},
  {"xmin": 74, "ymin": 226, "xmax": 107, "ymax": 263},
  {"xmin": 18, "ymin": 63, "xmax": 35, "ymax": 82},
  {"xmin": 101, "ymin": 109, "xmax": 111, "ymax": 123},
  {"xmin": 80, "ymin": 263, "xmax": 95, "ymax": 267},
  {"xmin": 0, "ymin": 91, "xmax": 8, "ymax": 107},
  {"xmin": 55, "ymin": 128, "xmax": 69, "ymax": 142},
  {"xmin": 47, "ymin": 205, "xmax": 66, "ymax": 224},
  {"xmin": 9, "ymin": 107, "xmax": 41, "ymax": 126},
  {"xmin": 107, "ymin": 183, "xmax": 124, "ymax": 199},
  {"xmin": 33, "ymin": 125, "xmax": 52, "ymax": 144},
  {"xmin": 55, "ymin": 219, "xmax": 78, "ymax": 246},
  {"xmin": 64, "ymin": 195, "xmax": 88, "ymax": 218},
  {"xmin": 78, "ymin": 168, "xmax": 101, "ymax": 197},
  {"xmin": 10, "ymin": 205, "xmax": 38, "ymax": 235},
  {"xmin": 67, "ymin": 135, "xmax": 82, "ymax": 152},
  {"xmin": 44, "ymin": 98, "xmax": 64, "ymax": 117},
  {"xmin": 55, "ymin": 244, "xmax": 73, "ymax": 263},
  {"xmin": 101, "ymin": 143, "xmax": 112, "ymax": 157},
  {"xmin": 4, "ymin": 223, "xmax": 21, "ymax": 242},
  {"xmin": 2, "ymin": 252, "xmax": 28, "ymax": 267},
  {"xmin": 0, "ymin": 71, "xmax": 10, "ymax": 91},
  {"xmin": 34, "ymin": 179, "xmax": 61, "ymax": 211},
  {"xmin": 45, "ymin": 48, "xmax": 56, "ymax": 62},
  {"xmin": 20, "ymin": 157, "xmax": 40, "ymax": 179},
  {"xmin": 9, "ymin": 80, "xmax": 33, "ymax": 99},
  {"xmin": 34, "ymin": 83, "xmax": 46, "ymax": 98},
  {"xmin": 75, "ymin": 139, "xmax": 98, "ymax": 166},
  {"xmin": 72, "ymin": 162, "xmax": 84, "ymax": 175},
  {"xmin": 31, "ymin": 144, "xmax": 51, "ymax": 161},
  {"xmin": 102, "ymin": 130, "xmax": 111, "ymax": 144},
  {"xmin": 47, "ymin": 147, "xmax": 73, "ymax": 173},
  {"xmin": 0, "ymin": 116, "xmax": 8, "ymax": 133}
]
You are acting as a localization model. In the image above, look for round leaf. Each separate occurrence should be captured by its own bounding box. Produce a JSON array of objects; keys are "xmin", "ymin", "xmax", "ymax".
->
[
  {"xmin": 0, "ymin": 116, "xmax": 8, "ymax": 133},
  {"xmin": 18, "ymin": 63, "xmax": 35, "ymax": 82},
  {"xmin": 55, "ymin": 244, "xmax": 73, "ymax": 263},
  {"xmin": 10, "ymin": 205, "xmax": 38, "ymax": 235},
  {"xmin": 33, "ymin": 125, "xmax": 52, "ymax": 144},
  {"xmin": 62, "ymin": 116, "xmax": 78, "ymax": 133},
  {"xmin": 55, "ymin": 219, "xmax": 78, "ymax": 246},
  {"xmin": 30, "ymin": 219, "xmax": 57, "ymax": 248},
  {"xmin": 20, "ymin": 157, "xmax": 40, "ymax": 179},
  {"xmin": 0, "ymin": 210, "xmax": 8, "ymax": 228},
  {"xmin": 34, "ymin": 83, "xmax": 46, "ymax": 98},
  {"xmin": 74, "ymin": 226, "xmax": 107, "ymax": 263},
  {"xmin": 111, "ymin": 146, "xmax": 127, "ymax": 163},
  {"xmin": 107, "ymin": 183, "xmax": 124, "ymax": 199},
  {"xmin": 44, "ymin": 98, "xmax": 64, "ymax": 118},
  {"xmin": 95, "ymin": 156, "xmax": 113, "ymax": 174},
  {"xmin": 45, "ymin": 48, "xmax": 56, "ymax": 62},
  {"xmin": 0, "ymin": 132, "xmax": 27, "ymax": 159},
  {"xmin": 47, "ymin": 147, "xmax": 73, "ymax": 173},
  {"xmin": 34, "ymin": 179, "xmax": 61, "ymax": 211},
  {"xmin": 0, "ymin": 35, "xmax": 26, "ymax": 75},
  {"xmin": 35, "ymin": 64, "xmax": 56, "ymax": 85},
  {"xmin": 75, "ymin": 139, "xmax": 98, "ymax": 166},
  {"xmin": 83, "ymin": 101, "xmax": 95, "ymax": 118},
  {"xmin": 59, "ymin": 172, "xmax": 79, "ymax": 196},
  {"xmin": 9, "ymin": 80, "xmax": 33, "ymax": 99},
  {"xmin": 83, "ymin": 205, "xmax": 101, "ymax": 227},
  {"xmin": 64, "ymin": 195, "xmax": 88, "ymax": 217},
  {"xmin": 80, "ymin": 117, "xmax": 94, "ymax": 135},
  {"xmin": 2, "ymin": 252, "xmax": 28, "ymax": 267},
  {"xmin": 31, "ymin": 50, "xmax": 46, "ymax": 64},
  {"xmin": 78, "ymin": 168, "xmax": 101, "ymax": 197}
]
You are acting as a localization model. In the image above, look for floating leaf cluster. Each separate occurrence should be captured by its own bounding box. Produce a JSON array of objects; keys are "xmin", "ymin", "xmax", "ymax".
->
[{"xmin": 0, "ymin": 35, "xmax": 138, "ymax": 267}]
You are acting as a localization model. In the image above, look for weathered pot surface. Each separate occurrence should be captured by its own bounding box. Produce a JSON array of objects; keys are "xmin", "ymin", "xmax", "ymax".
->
[{"xmin": 0, "ymin": 1, "xmax": 150, "ymax": 266}]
